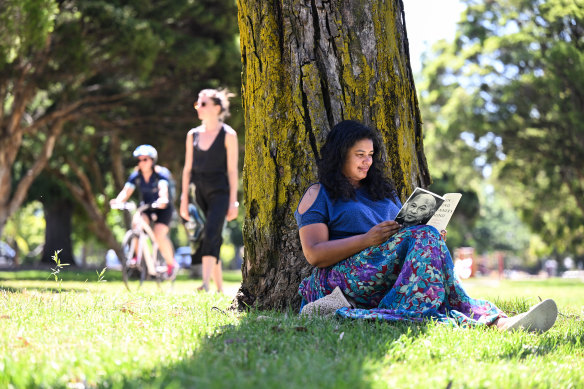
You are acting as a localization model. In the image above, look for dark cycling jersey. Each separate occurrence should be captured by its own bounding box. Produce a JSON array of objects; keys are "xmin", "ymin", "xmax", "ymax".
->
[{"xmin": 126, "ymin": 170, "xmax": 170, "ymax": 205}]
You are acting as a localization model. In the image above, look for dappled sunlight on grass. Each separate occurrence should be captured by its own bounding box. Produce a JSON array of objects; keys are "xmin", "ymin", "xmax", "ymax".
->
[
  {"xmin": 460, "ymin": 277, "xmax": 584, "ymax": 312},
  {"xmin": 0, "ymin": 275, "xmax": 583, "ymax": 388},
  {"xmin": 0, "ymin": 268, "xmax": 243, "ymax": 296}
]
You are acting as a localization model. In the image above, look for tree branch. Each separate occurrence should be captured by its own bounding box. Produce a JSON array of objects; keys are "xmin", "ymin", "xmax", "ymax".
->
[
  {"xmin": 8, "ymin": 119, "xmax": 65, "ymax": 217},
  {"xmin": 26, "ymin": 91, "xmax": 137, "ymax": 134},
  {"xmin": 49, "ymin": 164, "xmax": 129, "ymax": 288}
]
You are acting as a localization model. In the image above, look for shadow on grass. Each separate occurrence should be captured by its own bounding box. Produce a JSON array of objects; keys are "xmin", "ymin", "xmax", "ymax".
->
[
  {"xmin": 0, "ymin": 268, "xmax": 125, "ymax": 282},
  {"xmin": 0, "ymin": 268, "xmax": 242, "ymax": 284},
  {"xmin": 108, "ymin": 309, "xmax": 430, "ymax": 388},
  {"xmin": 107, "ymin": 306, "xmax": 582, "ymax": 388},
  {"xmin": 0, "ymin": 285, "xmax": 92, "ymax": 294}
]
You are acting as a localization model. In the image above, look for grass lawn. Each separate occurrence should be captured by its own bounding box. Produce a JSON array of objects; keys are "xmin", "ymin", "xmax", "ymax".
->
[{"xmin": 1, "ymin": 268, "xmax": 583, "ymax": 388}]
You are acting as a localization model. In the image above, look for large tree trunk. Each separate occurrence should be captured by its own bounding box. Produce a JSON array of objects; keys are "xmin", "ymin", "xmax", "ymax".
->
[
  {"xmin": 236, "ymin": 0, "xmax": 430, "ymax": 310},
  {"xmin": 41, "ymin": 198, "xmax": 75, "ymax": 265}
]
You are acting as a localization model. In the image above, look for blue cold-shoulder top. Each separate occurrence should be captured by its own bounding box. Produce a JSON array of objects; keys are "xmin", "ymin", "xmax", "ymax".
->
[{"xmin": 294, "ymin": 184, "xmax": 402, "ymax": 240}]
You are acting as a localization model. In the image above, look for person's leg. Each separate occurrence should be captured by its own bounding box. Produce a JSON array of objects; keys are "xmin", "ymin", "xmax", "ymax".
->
[
  {"xmin": 213, "ymin": 259, "xmax": 223, "ymax": 293},
  {"xmin": 140, "ymin": 212, "xmax": 151, "ymax": 227},
  {"xmin": 298, "ymin": 232, "xmax": 404, "ymax": 308},
  {"xmin": 153, "ymin": 223, "xmax": 175, "ymax": 267},
  {"xmin": 196, "ymin": 189, "xmax": 228, "ymax": 292},
  {"xmin": 200, "ymin": 255, "xmax": 215, "ymax": 291},
  {"xmin": 299, "ymin": 225, "xmax": 505, "ymax": 324},
  {"xmin": 372, "ymin": 225, "xmax": 504, "ymax": 325},
  {"xmin": 136, "ymin": 213, "xmax": 153, "ymax": 263},
  {"xmin": 152, "ymin": 207, "xmax": 180, "ymax": 279}
]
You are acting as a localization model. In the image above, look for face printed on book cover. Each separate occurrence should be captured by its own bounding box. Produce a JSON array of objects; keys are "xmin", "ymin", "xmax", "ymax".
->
[{"xmin": 403, "ymin": 194, "xmax": 436, "ymax": 223}]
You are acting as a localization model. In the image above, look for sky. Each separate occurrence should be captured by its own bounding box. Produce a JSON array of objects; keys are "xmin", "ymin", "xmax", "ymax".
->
[{"xmin": 402, "ymin": 0, "xmax": 467, "ymax": 74}]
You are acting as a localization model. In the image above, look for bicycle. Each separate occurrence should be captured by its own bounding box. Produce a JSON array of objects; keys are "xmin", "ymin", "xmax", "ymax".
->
[
  {"xmin": 111, "ymin": 201, "xmax": 172, "ymax": 286},
  {"xmin": 182, "ymin": 183, "xmax": 206, "ymax": 267}
]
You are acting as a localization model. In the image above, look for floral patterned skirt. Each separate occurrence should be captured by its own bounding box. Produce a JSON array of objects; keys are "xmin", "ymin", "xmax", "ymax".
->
[{"xmin": 298, "ymin": 225, "xmax": 505, "ymax": 326}]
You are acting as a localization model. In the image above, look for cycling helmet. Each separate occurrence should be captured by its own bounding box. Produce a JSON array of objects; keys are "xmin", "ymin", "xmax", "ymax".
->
[
  {"xmin": 133, "ymin": 144, "xmax": 158, "ymax": 162},
  {"xmin": 185, "ymin": 203, "xmax": 205, "ymax": 242}
]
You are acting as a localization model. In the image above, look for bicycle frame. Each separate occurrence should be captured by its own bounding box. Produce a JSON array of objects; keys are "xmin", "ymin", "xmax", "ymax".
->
[
  {"xmin": 113, "ymin": 202, "xmax": 163, "ymax": 282},
  {"xmin": 130, "ymin": 205, "xmax": 160, "ymax": 277}
]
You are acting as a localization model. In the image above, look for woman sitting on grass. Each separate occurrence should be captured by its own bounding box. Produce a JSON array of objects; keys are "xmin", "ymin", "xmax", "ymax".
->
[{"xmin": 296, "ymin": 120, "xmax": 558, "ymax": 332}]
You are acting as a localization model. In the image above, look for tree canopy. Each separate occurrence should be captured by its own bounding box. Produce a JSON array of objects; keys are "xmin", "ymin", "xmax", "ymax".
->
[
  {"xmin": 0, "ymin": 0, "xmax": 242, "ymax": 260},
  {"xmin": 419, "ymin": 0, "xmax": 584, "ymax": 258}
]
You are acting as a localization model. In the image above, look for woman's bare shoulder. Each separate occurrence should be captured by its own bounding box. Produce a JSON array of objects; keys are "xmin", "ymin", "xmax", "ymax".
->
[
  {"xmin": 223, "ymin": 123, "xmax": 237, "ymax": 136},
  {"xmin": 188, "ymin": 126, "xmax": 203, "ymax": 136},
  {"xmin": 298, "ymin": 183, "xmax": 321, "ymax": 214}
]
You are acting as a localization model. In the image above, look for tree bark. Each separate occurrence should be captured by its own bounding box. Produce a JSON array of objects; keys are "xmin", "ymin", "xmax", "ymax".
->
[
  {"xmin": 0, "ymin": 120, "xmax": 64, "ymax": 238},
  {"xmin": 235, "ymin": 0, "xmax": 430, "ymax": 310},
  {"xmin": 41, "ymin": 198, "xmax": 75, "ymax": 265}
]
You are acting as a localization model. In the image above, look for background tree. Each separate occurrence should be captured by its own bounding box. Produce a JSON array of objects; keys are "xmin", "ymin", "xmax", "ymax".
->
[
  {"xmin": 0, "ymin": 0, "xmax": 242, "ymax": 241},
  {"xmin": 236, "ymin": 0, "xmax": 430, "ymax": 310},
  {"xmin": 419, "ymin": 0, "xmax": 583, "ymax": 260},
  {"xmin": 1, "ymin": 0, "xmax": 242, "ymax": 266},
  {"xmin": 26, "ymin": 173, "xmax": 75, "ymax": 264},
  {"xmin": 426, "ymin": 174, "xmax": 480, "ymax": 251},
  {"xmin": 3, "ymin": 202, "xmax": 45, "ymax": 265}
]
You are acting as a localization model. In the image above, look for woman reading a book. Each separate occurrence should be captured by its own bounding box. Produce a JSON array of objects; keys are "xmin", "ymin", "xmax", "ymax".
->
[{"xmin": 295, "ymin": 120, "xmax": 557, "ymax": 332}]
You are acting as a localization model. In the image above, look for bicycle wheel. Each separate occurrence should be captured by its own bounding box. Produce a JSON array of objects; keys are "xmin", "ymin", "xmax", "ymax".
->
[
  {"xmin": 137, "ymin": 233, "xmax": 158, "ymax": 285},
  {"xmin": 121, "ymin": 230, "xmax": 140, "ymax": 280},
  {"xmin": 148, "ymin": 244, "xmax": 166, "ymax": 285},
  {"xmin": 154, "ymin": 247, "xmax": 167, "ymax": 283}
]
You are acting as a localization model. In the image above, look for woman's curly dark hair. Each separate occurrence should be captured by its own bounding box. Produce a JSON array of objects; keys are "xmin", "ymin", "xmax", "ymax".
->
[{"xmin": 318, "ymin": 120, "xmax": 398, "ymax": 201}]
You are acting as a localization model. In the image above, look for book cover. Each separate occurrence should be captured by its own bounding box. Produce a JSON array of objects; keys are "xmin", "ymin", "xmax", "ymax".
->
[{"xmin": 395, "ymin": 187, "xmax": 461, "ymax": 231}]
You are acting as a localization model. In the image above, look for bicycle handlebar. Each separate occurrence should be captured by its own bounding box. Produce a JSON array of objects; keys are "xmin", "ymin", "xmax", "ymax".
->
[
  {"xmin": 111, "ymin": 201, "xmax": 166, "ymax": 212},
  {"xmin": 110, "ymin": 201, "xmax": 137, "ymax": 211}
]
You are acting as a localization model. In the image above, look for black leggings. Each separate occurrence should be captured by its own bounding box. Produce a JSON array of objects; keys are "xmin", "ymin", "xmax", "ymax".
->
[{"xmin": 193, "ymin": 175, "xmax": 229, "ymax": 263}]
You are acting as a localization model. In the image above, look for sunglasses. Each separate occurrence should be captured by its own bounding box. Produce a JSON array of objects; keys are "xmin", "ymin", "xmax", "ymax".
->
[
  {"xmin": 194, "ymin": 97, "xmax": 222, "ymax": 110},
  {"xmin": 137, "ymin": 157, "xmax": 150, "ymax": 163}
]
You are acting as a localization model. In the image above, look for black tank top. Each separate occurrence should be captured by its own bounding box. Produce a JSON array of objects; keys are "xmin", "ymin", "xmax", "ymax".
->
[{"xmin": 191, "ymin": 126, "xmax": 227, "ymax": 180}]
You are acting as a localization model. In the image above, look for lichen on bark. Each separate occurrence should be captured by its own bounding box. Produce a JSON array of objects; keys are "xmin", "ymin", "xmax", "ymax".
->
[{"xmin": 236, "ymin": 0, "xmax": 430, "ymax": 311}]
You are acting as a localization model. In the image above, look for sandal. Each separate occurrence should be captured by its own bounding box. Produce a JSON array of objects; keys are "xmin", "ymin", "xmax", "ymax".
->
[
  {"xmin": 301, "ymin": 287, "xmax": 351, "ymax": 317},
  {"xmin": 502, "ymin": 299, "xmax": 558, "ymax": 333}
]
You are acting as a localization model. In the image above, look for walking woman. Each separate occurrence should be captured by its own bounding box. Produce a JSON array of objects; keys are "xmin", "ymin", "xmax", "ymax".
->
[{"xmin": 180, "ymin": 88, "xmax": 239, "ymax": 293}]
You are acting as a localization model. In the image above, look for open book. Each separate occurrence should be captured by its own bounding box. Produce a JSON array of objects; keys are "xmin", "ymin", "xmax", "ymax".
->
[{"xmin": 395, "ymin": 187, "xmax": 462, "ymax": 231}]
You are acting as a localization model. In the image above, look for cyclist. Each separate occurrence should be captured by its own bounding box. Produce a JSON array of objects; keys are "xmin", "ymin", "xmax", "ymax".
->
[{"xmin": 110, "ymin": 144, "xmax": 179, "ymax": 280}]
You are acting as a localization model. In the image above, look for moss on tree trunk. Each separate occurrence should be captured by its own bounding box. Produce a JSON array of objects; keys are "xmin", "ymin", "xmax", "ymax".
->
[{"xmin": 236, "ymin": 0, "xmax": 430, "ymax": 310}]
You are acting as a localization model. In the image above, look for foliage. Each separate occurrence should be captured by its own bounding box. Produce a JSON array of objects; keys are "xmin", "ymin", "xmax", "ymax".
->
[
  {"xmin": 427, "ymin": 174, "xmax": 481, "ymax": 251},
  {"xmin": 48, "ymin": 249, "xmax": 68, "ymax": 305},
  {"xmin": 1, "ymin": 0, "xmax": 242, "ymax": 258},
  {"xmin": 472, "ymin": 186, "xmax": 533, "ymax": 256},
  {"xmin": 0, "ymin": 276, "xmax": 583, "ymax": 388},
  {"xmin": 419, "ymin": 0, "xmax": 584, "ymax": 257},
  {"xmin": 3, "ymin": 201, "xmax": 45, "ymax": 263}
]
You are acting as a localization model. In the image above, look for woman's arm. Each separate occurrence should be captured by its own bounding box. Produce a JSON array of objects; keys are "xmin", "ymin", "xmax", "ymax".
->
[
  {"xmin": 225, "ymin": 127, "xmax": 239, "ymax": 221},
  {"xmin": 180, "ymin": 130, "xmax": 194, "ymax": 220},
  {"xmin": 297, "ymin": 184, "xmax": 401, "ymax": 268},
  {"xmin": 111, "ymin": 184, "xmax": 134, "ymax": 205},
  {"xmin": 299, "ymin": 220, "xmax": 401, "ymax": 268},
  {"xmin": 155, "ymin": 181, "xmax": 170, "ymax": 208}
]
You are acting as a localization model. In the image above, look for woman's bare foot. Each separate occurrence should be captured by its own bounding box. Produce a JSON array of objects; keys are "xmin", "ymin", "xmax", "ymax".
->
[
  {"xmin": 492, "ymin": 316, "xmax": 510, "ymax": 329},
  {"xmin": 197, "ymin": 284, "xmax": 209, "ymax": 292}
]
